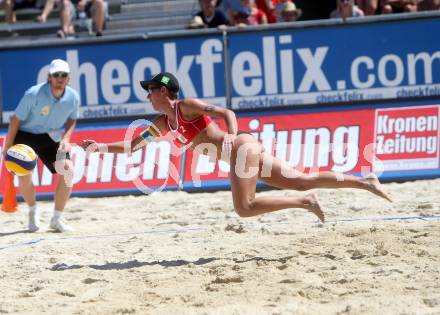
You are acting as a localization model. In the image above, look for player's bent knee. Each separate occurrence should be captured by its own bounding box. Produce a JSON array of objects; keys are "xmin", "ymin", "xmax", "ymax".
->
[
  {"xmin": 294, "ymin": 183, "xmax": 310, "ymax": 191},
  {"xmin": 233, "ymin": 201, "xmax": 253, "ymax": 217},
  {"xmin": 234, "ymin": 134, "xmax": 259, "ymax": 150},
  {"xmin": 55, "ymin": 160, "xmax": 74, "ymax": 176}
]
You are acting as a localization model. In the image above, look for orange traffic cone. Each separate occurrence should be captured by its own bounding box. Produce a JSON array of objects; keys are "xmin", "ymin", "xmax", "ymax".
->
[{"xmin": 1, "ymin": 171, "xmax": 17, "ymax": 213}]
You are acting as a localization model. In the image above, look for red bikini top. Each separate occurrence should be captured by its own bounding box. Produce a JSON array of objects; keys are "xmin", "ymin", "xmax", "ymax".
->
[{"xmin": 164, "ymin": 100, "xmax": 212, "ymax": 146}]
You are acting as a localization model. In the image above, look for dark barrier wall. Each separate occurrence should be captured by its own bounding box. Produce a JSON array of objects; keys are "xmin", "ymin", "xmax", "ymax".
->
[
  {"xmin": 1, "ymin": 12, "xmax": 440, "ymax": 122},
  {"xmin": 1, "ymin": 98, "xmax": 439, "ymax": 199}
]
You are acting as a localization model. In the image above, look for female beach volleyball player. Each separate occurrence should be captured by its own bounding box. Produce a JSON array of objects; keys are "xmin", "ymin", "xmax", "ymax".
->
[{"xmin": 81, "ymin": 72, "xmax": 392, "ymax": 223}]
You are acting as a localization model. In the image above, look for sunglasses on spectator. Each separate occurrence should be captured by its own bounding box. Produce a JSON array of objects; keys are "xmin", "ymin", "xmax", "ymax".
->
[
  {"xmin": 51, "ymin": 72, "xmax": 69, "ymax": 78},
  {"xmin": 147, "ymin": 86, "xmax": 161, "ymax": 94}
]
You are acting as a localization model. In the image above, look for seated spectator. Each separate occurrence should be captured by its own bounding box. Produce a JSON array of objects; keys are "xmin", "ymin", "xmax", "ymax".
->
[
  {"xmin": 417, "ymin": 0, "xmax": 440, "ymax": 10},
  {"xmin": 256, "ymin": 0, "xmax": 277, "ymax": 23},
  {"xmin": 236, "ymin": 0, "xmax": 268, "ymax": 25},
  {"xmin": 356, "ymin": 0, "xmax": 379, "ymax": 15},
  {"xmin": 191, "ymin": 0, "xmax": 229, "ymax": 30},
  {"xmin": 0, "ymin": 0, "xmax": 37, "ymax": 23},
  {"xmin": 233, "ymin": 7, "xmax": 250, "ymax": 25},
  {"xmin": 57, "ymin": 0, "xmax": 77, "ymax": 37},
  {"xmin": 221, "ymin": 0, "xmax": 243, "ymax": 24},
  {"xmin": 35, "ymin": 0, "xmax": 57, "ymax": 22},
  {"xmin": 331, "ymin": 0, "xmax": 364, "ymax": 21},
  {"xmin": 276, "ymin": 1, "xmax": 302, "ymax": 22},
  {"xmin": 187, "ymin": 15, "xmax": 206, "ymax": 28},
  {"xmin": 380, "ymin": 0, "xmax": 418, "ymax": 13},
  {"xmin": 57, "ymin": 0, "xmax": 105, "ymax": 38},
  {"xmin": 222, "ymin": 0, "xmax": 267, "ymax": 26}
]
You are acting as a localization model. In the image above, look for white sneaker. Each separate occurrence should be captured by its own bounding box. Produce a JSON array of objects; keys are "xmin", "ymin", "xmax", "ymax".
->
[
  {"xmin": 50, "ymin": 217, "xmax": 74, "ymax": 232},
  {"xmin": 28, "ymin": 210, "xmax": 40, "ymax": 232}
]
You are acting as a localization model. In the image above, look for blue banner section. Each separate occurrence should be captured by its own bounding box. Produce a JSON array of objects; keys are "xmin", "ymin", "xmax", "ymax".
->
[
  {"xmin": 228, "ymin": 18, "xmax": 440, "ymax": 109},
  {"xmin": 1, "ymin": 16, "xmax": 440, "ymax": 122},
  {"xmin": 0, "ymin": 35, "xmax": 226, "ymax": 121}
]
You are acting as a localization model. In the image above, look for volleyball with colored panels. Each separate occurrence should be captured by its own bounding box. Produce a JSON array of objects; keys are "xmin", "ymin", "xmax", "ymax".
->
[{"xmin": 5, "ymin": 144, "xmax": 38, "ymax": 176}]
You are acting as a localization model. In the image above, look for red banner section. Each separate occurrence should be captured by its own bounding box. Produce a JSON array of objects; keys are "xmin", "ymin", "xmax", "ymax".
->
[
  {"xmin": 183, "ymin": 109, "xmax": 376, "ymax": 187},
  {"xmin": 374, "ymin": 106, "xmax": 439, "ymax": 172},
  {"xmin": 0, "ymin": 127, "xmax": 183, "ymax": 197},
  {"xmin": 1, "ymin": 104, "xmax": 439, "ymax": 198}
]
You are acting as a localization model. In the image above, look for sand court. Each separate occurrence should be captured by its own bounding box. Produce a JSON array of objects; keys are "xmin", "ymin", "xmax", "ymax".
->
[{"xmin": 1, "ymin": 179, "xmax": 440, "ymax": 314}]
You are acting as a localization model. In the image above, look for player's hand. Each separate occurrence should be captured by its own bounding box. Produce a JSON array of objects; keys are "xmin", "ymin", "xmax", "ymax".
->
[
  {"xmin": 2, "ymin": 143, "xmax": 12, "ymax": 156},
  {"xmin": 81, "ymin": 139, "xmax": 98, "ymax": 152},
  {"xmin": 59, "ymin": 140, "xmax": 72, "ymax": 152},
  {"xmin": 222, "ymin": 133, "xmax": 236, "ymax": 160},
  {"xmin": 2, "ymin": 145, "xmax": 10, "ymax": 156}
]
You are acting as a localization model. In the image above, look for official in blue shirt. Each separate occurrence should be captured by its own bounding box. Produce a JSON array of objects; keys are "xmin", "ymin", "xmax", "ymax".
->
[{"xmin": 3, "ymin": 59, "xmax": 80, "ymax": 233}]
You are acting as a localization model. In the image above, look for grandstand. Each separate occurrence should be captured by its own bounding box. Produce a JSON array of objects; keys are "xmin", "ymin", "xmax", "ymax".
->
[{"xmin": 0, "ymin": 0, "xmax": 199, "ymax": 43}]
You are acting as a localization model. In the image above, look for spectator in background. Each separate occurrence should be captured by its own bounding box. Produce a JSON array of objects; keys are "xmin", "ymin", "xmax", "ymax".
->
[
  {"xmin": 35, "ymin": 0, "xmax": 57, "ymax": 22},
  {"xmin": 331, "ymin": 0, "xmax": 364, "ymax": 21},
  {"xmin": 57, "ymin": 0, "xmax": 105, "ymax": 38},
  {"xmin": 222, "ymin": 0, "xmax": 267, "ymax": 26},
  {"xmin": 187, "ymin": 15, "xmax": 206, "ymax": 29},
  {"xmin": 57, "ymin": 0, "xmax": 76, "ymax": 37},
  {"xmin": 418, "ymin": 0, "xmax": 440, "ymax": 10},
  {"xmin": 274, "ymin": 0, "xmax": 289, "ymax": 13},
  {"xmin": 233, "ymin": 6, "xmax": 250, "ymax": 25},
  {"xmin": 356, "ymin": 0, "xmax": 378, "ymax": 15},
  {"xmin": 256, "ymin": 0, "xmax": 277, "ymax": 23},
  {"xmin": 237, "ymin": 0, "xmax": 268, "ymax": 25},
  {"xmin": 276, "ymin": 1, "xmax": 302, "ymax": 22},
  {"xmin": 380, "ymin": 0, "xmax": 418, "ymax": 13},
  {"xmin": 221, "ymin": 0, "xmax": 243, "ymax": 24},
  {"xmin": 191, "ymin": 0, "xmax": 229, "ymax": 30},
  {"xmin": 0, "ymin": 0, "xmax": 15, "ymax": 23},
  {"xmin": 1, "ymin": 0, "xmax": 37, "ymax": 23}
]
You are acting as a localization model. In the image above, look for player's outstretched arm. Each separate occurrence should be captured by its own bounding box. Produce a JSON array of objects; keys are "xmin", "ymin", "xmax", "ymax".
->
[{"xmin": 80, "ymin": 117, "xmax": 165, "ymax": 154}]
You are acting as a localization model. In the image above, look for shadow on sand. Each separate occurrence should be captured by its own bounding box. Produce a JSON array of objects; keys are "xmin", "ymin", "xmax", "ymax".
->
[
  {"xmin": 0, "ymin": 229, "xmax": 32, "ymax": 237},
  {"xmin": 50, "ymin": 255, "xmax": 296, "ymax": 271},
  {"xmin": 51, "ymin": 257, "xmax": 219, "ymax": 271}
]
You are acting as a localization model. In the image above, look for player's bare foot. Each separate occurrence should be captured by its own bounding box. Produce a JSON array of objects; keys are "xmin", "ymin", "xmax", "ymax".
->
[
  {"xmin": 363, "ymin": 173, "xmax": 393, "ymax": 202},
  {"xmin": 304, "ymin": 193, "xmax": 325, "ymax": 223}
]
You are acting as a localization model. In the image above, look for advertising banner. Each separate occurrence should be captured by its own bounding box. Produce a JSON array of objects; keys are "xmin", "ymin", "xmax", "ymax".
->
[
  {"xmin": 181, "ymin": 103, "xmax": 439, "ymax": 190},
  {"xmin": 1, "ymin": 102, "xmax": 439, "ymax": 199},
  {"xmin": 183, "ymin": 108, "xmax": 375, "ymax": 189},
  {"xmin": 373, "ymin": 105, "xmax": 439, "ymax": 172},
  {"xmin": 2, "ymin": 16, "xmax": 440, "ymax": 122},
  {"xmin": 228, "ymin": 18, "xmax": 440, "ymax": 109},
  {"xmin": 0, "ymin": 122, "xmax": 183, "ymax": 199},
  {"xmin": 0, "ymin": 34, "xmax": 226, "ymax": 122}
]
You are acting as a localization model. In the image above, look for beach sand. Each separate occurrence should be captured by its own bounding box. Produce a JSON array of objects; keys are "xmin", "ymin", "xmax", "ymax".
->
[{"xmin": 1, "ymin": 179, "xmax": 439, "ymax": 314}]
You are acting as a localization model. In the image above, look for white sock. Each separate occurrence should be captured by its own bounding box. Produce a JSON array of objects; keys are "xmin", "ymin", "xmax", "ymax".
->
[
  {"xmin": 53, "ymin": 210, "xmax": 63, "ymax": 220},
  {"xmin": 29, "ymin": 205, "xmax": 39, "ymax": 214}
]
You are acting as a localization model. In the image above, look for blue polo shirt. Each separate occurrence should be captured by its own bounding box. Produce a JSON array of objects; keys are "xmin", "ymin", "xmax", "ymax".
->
[{"xmin": 15, "ymin": 82, "xmax": 80, "ymax": 142}]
